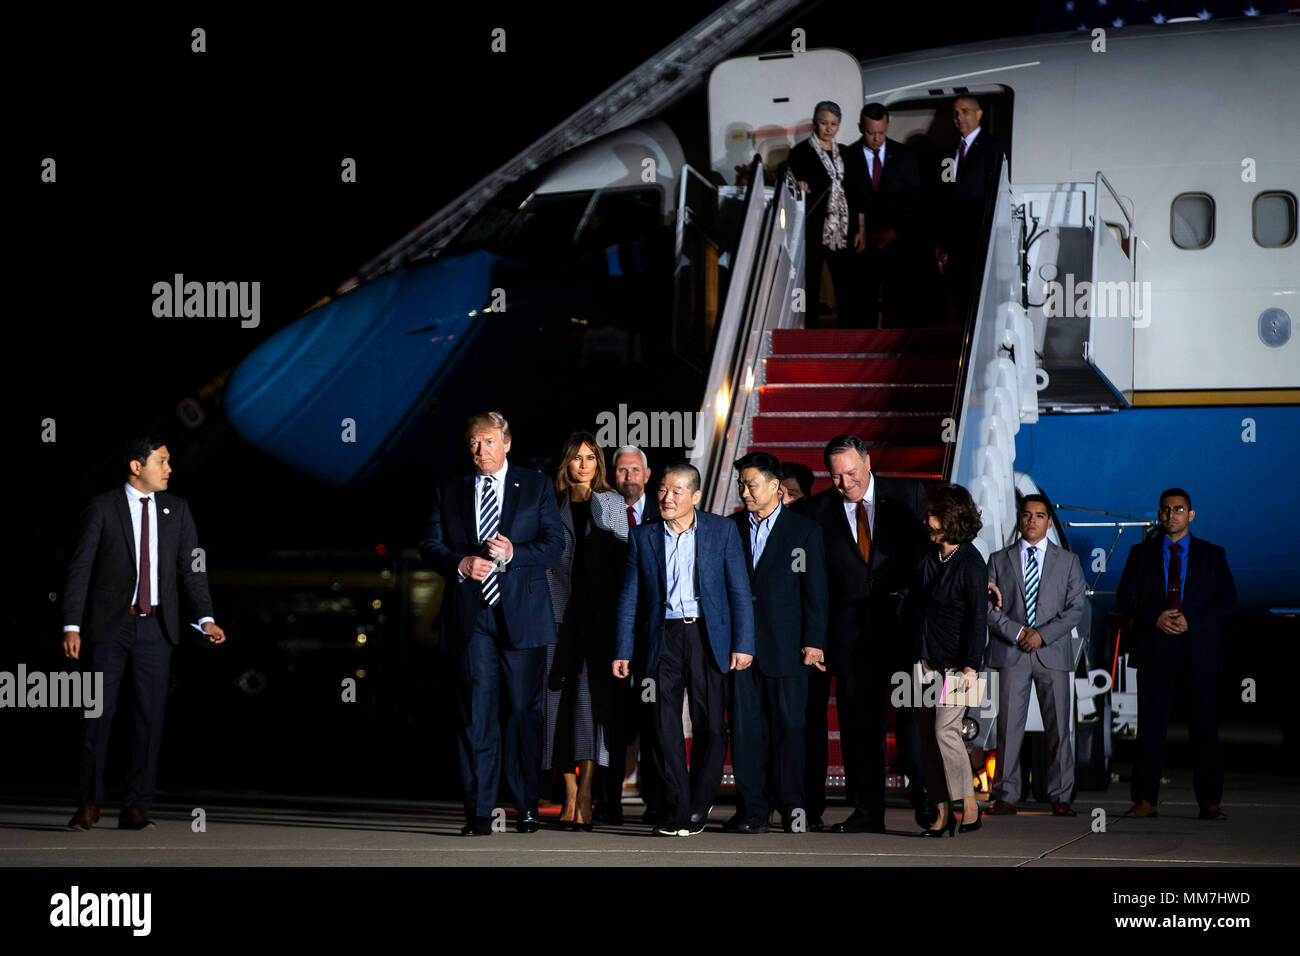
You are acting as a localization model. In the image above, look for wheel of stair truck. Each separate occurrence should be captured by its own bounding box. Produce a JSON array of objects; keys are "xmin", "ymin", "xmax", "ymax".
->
[{"xmin": 1074, "ymin": 680, "xmax": 1112, "ymax": 793}]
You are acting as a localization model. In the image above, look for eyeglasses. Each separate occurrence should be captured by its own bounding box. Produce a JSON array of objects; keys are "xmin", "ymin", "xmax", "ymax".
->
[{"xmin": 1158, "ymin": 505, "xmax": 1188, "ymax": 515}]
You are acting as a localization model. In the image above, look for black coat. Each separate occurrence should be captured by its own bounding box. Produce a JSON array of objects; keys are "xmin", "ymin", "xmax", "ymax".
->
[
  {"xmin": 842, "ymin": 136, "xmax": 923, "ymax": 241},
  {"xmin": 934, "ymin": 129, "xmax": 1007, "ymax": 247},
  {"xmin": 785, "ymin": 138, "xmax": 866, "ymax": 244},
  {"xmin": 63, "ymin": 487, "xmax": 214, "ymax": 645},
  {"xmin": 727, "ymin": 506, "xmax": 829, "ymax": 678}
]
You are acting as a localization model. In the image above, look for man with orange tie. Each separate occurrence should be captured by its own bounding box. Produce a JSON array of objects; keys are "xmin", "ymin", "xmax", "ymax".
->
[{"xmin": 1118, "ymin": 489, "xmax": 1236, "ymax": 820}]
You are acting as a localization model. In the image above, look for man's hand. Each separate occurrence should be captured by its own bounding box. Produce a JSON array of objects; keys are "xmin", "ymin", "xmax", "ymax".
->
[
  {"xmin": 1017, "ymin": 627, "xmax": 1043, "ymax": 652},
  {"xmin": 202, "ymin": 622, "xmax": 227, "ymax": 645},
  {"xmin": 853, "ymin": 230, "xmax": 867, "ymax": 253},
  {"xmin": 934, "ymin": 242, "xmax": 949, "ymax": 276},
  {"xmin": 459, "ymin": 556, "xmax": 496, "ymax": 582},
  {"xmin": 797, "ymin": 180, "xmax": 810, "ymax": 195},
  {"xmin": 987, "ymin": 581, "xmax": 1003, "ymax": 610},
  {"xmin": 802, "ymin": 646, "xmax": 826, "ymax": 671},
  {"xmin": 613, "ymin": 660, "xmax": 630, "ymax": 679},
  {"xmin": 1156, "ymin": 609, "xmax": 1187, "ymax": 635},
  {"xmin": 62, "ymin": 631, "xmax": 81, "ymax": 660},
  {"xmin": 730, "ymin": 653, "xmax": 754, "ymax": 671},
  {"xmin": 486, "ymin": 534, "xmax": 513, "ymax": 562}
]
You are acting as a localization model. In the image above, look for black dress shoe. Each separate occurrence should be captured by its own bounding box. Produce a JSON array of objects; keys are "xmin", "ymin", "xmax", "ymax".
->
[
  {"xmin": 68, "ymin": 804, "xmax": 100, "ymax": 831},
  {"xmin": 914, "ymin": 802, "xmax": 939, "ymax": 828},
  {"xmin": 721, "ymin": 811, "xmax": 744, "ymax": 832},
  {"xmin": 516, "ymin": 810, "xmax": 541, "ymax": 833},
  {"xmin": 807, "ymin": 817, "xmax": 826, "ymax": 832},
  {"xmin": 919, "ymin": 811, "xmax": 958, "ymax": 838},
  {"xmin": 735, "ymin": 817, "xmax": 770, "ymax": 834},
  {"xmin": 958, "ymin": 803, "xmax": 982, "ymax": 833},
  {"xmin": 118, "ymin": 807, "xmax": 155, "ymax": 831},
  {"xmin": 831, "ymin": 809, "xmax": 885, "ymax": 833},
  {"xmin": 461, "ymin": 817, "xmax": 492, "ymax": 836}
]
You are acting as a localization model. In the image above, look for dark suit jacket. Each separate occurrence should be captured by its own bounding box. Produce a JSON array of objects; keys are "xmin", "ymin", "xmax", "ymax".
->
[
  {"xmin": 614, "ymin": 510, "xmax": 755, "ymax": 675},
  {"xmin": 1116, "ymin": 534, "xmax": 1236, "ymax": 674},
  {"xmin": 420, "ymin": 464, "xmax": 565, "ymax": 650},
  {"xmin": 728, "ymin": 506, "xmax": 828, "ymax": 678},
  {"xmin": 935, "ymin": 129, "xmax": 1007, "ymax": 248},
  {"xmin": 63, "ymin": 487, "xmax": 214, "ymax": 646},
  {"xmin": 637, "ymin": 494, "xmax": 661, "ymax": 525},
  {"xmin": 842, "ymin": 137, "xmax": 923, "ymax": 241},
  {"xmin": 805, "ymin": 478, "xmax": 929, "ymax": 669}
]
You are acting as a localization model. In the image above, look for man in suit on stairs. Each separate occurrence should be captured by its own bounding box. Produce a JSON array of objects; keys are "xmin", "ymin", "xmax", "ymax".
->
[
  {"xmin": 985, "ymin": 495, "xmax": 1087, "ymax": 816},
  {"xmin": 723, "ymin": 452, "xmax": 828, "ymax": 833}
]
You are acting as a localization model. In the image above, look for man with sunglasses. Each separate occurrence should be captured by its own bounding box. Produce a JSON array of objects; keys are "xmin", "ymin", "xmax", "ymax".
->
[{"xmin": 1117, "ymin": 489, "xmax": 1237, "ymax": 821}]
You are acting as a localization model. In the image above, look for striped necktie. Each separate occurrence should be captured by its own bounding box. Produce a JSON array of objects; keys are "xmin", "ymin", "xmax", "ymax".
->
[
  {"xmin": 1024, "ymin": 546, "xmax": 1039, "ymax": 628},
  {"xmin": 479, "ymin": 480, "xmax": 500, "ymax": 606}
]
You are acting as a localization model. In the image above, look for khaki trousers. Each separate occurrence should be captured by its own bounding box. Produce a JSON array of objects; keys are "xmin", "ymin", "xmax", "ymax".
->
[{"xmin": 914, "ymin": 660, "xmax": 973, "ymax": 802}]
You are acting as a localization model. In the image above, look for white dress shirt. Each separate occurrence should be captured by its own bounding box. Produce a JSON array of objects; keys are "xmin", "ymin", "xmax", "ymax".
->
[
  {"xmin": 457, "ymin": 461, "xmax": 512, "ymax": 582},
  {"xmin": 863, "ymin": 142, "xmax": 884, "ymax": 180},
  {"xmin": 630, "ymin": 493, "xmax": 647, "ymax": 525},
  {"xmin": 841, "ymin": 472, "xmax": 876, "ymax": 544}
]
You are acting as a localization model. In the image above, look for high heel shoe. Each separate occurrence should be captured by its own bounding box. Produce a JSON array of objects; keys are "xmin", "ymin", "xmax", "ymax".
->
[
  {"xmin": 958, "ymin": 802, "xmax": 982, "ymax": 833},
  {"xmin": 919, "ymin": 806, "xmax": 959, "ymax": 837}
]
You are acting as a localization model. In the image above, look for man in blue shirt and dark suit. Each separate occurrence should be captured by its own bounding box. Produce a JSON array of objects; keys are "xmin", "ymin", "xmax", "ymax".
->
[
  {"xmin": 614, "ymin": 461, "xmax": 755, "ymax": 836},
  {"xmin": 421, "ymin": 411, "xmax": 564, "ymax": 836},
  {"xmin": 724, "ymin": 452, "xmax": 828, "ymax": 833},
  {"xmin": 1117, "ymin": 488, "xmax": 1237, "ymax": 821}
]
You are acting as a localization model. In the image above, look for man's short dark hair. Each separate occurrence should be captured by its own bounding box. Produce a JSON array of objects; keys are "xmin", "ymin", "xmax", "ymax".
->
[
  {"xmin": 781, "ymin": 461, "xmax": 814, "ymax": 497},
  {"xmin": 1019, "ymin": 493, "xmax": 1051, "ymax": 513},
  {"xmin": 823, "ymin": 435, "xmax": 868, "ymax": 470},
  {"xmin": 122, "ymin": 435, "xmax": 168, "ymax": 476},
  {"xmin": 861, "ymin": 102, "xmax": 889, "ymax": 124},
  {"xmin": 734, "ymin": 451, "xmax": 782, "ymax": 484},
  {"xmin": 662, "ymin": 461, "xmax": 701, "ymax": 493},
  {"xmin": 1159, "ymin": 487, "xmax": 1192, "ymax": 509},
  {"xmin": 954, "ymin": 93, "xmax": 982, "ymax": 111}
]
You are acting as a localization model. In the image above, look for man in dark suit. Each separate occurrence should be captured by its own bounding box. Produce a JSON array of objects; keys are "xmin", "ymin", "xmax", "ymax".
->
[
  {"xmin": 843, "ymin": 103, "xmax": 924, "ymax": 328},
  {"xmin": 614, "ymin": 461, "xmax": 755, "ymax": 836},
  {"xmin": 420, "ymin": 411, "xmax": 565, "ymax": 836},
  {"xmin": 62, "ymin": 436, "xmax": 226, "ymax": 831},
  {"xmin": 1117, "ymin": 488, "xmax": 1236, "ymax": 820},
  {"xmin": 986, "ymin": 495, "xmax": 1087, "ymax": 816},
  {"xmin": 723, "ymin": 452, "xmax": 828, "ymax": 833},
  {"xmin": 933, "ymin": 94, "xmax": 1008, "ymax": 322},
  {"xmin": 804, "ymin": 435, "xmax": 930, "ymax": 832},
  {"xmin": 600, "ymin": 444, "xmax": 663, "ymax": 825}
]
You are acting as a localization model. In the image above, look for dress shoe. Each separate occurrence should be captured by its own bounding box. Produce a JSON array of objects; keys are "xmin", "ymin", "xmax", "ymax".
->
[
  {"xmin": 807, "ymin": 817, "xmax": 826, "ymax": 832},
  {"xmin": 831, "ymin": 809, "xmax": 885, "ymax": 833},
  {"xmin": 734, "ymin": 817, "xmax": 770, "ymax": 834},
  {"xmin": 516, "ymin": 810, "xmax": 542, "ymax": 833},
  {"xmin": 688, "ymin": 805, "xmax": 713, "ymax": 826},
  {"xmin": 1199, "ymin": 802, "xmax": 1228, "ymax": 820},
  {"xmin": 919, "ymin": 808, "xmax": 958, "ymax": 838},
  {"xmin": 985, "ymin": 800, "xmax": 1018, "ymax": 815},
  {"xmin": 958, "ymin": 803, "xmax": 983, "ymax": 833},
  {"xmin": 118, "ymin": 807, "xmax": 155, "ymax": 831},
  {"xmin": 1125, "ymin": 799, "xmax": 1159, "ymax": 818},
  {"xmin": 68, "ymin": 805, "xmax": 100, "ymax": 830},
  {"xmin": 1051, "ymin": 802, "xmax": 1077, "ymax": 817},
  {"xmin": 914, "ymin": 802, "xmax": 939, "ymax": 828},
  {"xmin": 721, "ymin": 811, "xmax": 744, "ymax": 832},
  {"xmin": 461, "ymin": 817, "xmax": 493, "ymax": 836}
]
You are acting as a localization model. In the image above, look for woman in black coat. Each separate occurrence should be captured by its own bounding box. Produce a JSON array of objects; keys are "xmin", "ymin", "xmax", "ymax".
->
[
  {"xmin": 785, "ymin": 100, "xmax": 864, "ymax": 328},
  {"xmin": 909, "ymin": 483, "xmax": 988, "ymax": 836}
]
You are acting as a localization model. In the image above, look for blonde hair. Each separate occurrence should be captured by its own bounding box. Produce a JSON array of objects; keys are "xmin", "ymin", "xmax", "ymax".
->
[{"xmin": 464, "ymin": 411, "xmax": 510, "ymax": 442}]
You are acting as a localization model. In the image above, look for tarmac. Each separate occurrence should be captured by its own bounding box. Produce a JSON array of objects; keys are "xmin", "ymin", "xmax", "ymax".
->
[{"xmin": 2, "ymin": 769, "xmax": 1297, "ymax": 867}]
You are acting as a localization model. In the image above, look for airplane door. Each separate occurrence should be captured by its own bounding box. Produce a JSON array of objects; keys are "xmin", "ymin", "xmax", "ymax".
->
[{"xmin": 1083, "ymin": 172, "xmax": 1137, "ymax": 405}]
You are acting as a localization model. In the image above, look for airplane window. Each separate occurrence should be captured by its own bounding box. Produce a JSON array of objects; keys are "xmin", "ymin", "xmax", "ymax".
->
[
  {"xmin": 1253, "ymin": 191, "xmax": 1297, "ymax": 248},
  {"xmin": 1171, "ymin": 193, "xmax": 1214, "ymax": 249}
]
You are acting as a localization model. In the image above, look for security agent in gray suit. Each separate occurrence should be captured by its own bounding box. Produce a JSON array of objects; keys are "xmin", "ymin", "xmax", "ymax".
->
[{"xmin": 985, "ymin": 495, "xmax": 1086, "ymax": 816}]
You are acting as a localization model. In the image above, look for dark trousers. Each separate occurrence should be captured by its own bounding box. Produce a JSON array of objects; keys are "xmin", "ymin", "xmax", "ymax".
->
[
  {"xmin": 859, "ymin": 240, "xmax": 922, "ymax": 328},
  {"xmin": 803, "ymin": 239, "xmax": 856, "ymax": 330},
  {"xmin": 648, "ymin": 620, "xmax": 726, "ymax": 827},
  {"xmin": 731, "ymin": 666, "xmax": 808, "ymax": 819},
  {"xmin": 77, "ymin": 614, "xmax": 172, "ymax": 811},
  {"xmin": 1131, "ymin": 663, "xmax": 1223, "ymax": 807},
  {"xmin": 595, "ymin": 674, "xmax": 632, "ymax": 813},
  {"xmin": 804, "ymin": 665, "xmax": 832, "ymax": 821},
  {"xmin": 457, "ymin": 603, "xmax": 546, "ymax": 821}
]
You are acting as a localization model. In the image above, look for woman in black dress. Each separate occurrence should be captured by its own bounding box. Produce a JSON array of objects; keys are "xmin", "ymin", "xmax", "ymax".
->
[
  {"xmin": 911, "ymin": 483, "xmax": 988, "ymax": 836},
  {"xmin": 785, "ymin": 99, "xmax": 864, "ymax": 328},
  {"xmin": 544, "ymin": 432, "xmax": 628, "ymax": 830}
]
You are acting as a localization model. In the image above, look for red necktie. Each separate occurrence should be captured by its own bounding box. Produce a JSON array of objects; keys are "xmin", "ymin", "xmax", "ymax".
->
[
  {"xmin": 138, "ymin": 496, "xmax": 151, "ymax": 611},
  {"xmin": 872, "ymin": 147, "xmax": 882, "ymax": 191},
  {"xmin": 1167, "ymin": 543, "xmax": 1182, "ymax": 611},
  {"xmin": 959, "ymin": 138, "xmax": 967, "ymax": 162},
  {"xmin": 627, "ymin": 505, "xmax": 637, "ymax": 528},
  {"xmin": 855, "ymin": 501, "xmax": 872, "ymax": 564}
]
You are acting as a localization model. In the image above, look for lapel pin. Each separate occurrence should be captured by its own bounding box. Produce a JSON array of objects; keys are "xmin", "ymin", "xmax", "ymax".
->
[
  {"xmin": 163, "ymin": 508, "xmax": 170, "ymax": 515},
  {"xmin": 513, "ymin": 482, "xmax": 520, "ymax": 488}
]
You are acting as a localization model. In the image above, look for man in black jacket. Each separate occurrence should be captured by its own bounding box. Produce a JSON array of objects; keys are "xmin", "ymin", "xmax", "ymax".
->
[
  {"xmin": 62, "ymin": 436, "xmax": 226, "ymax": 831},
  {"xmin": 724, "ymin": 452, "xmax": 829, "ymax": 833},
  {"xmin": 1117, "ymin": 488, "xmax": 1236, "ymax": 820},
  {"xmin": 842, "ymin": 103, "xmax": 925, "ymax": 327},
  {"xmin": 804, "ymin": 436, "xmax": 931, "ymax": 832}
]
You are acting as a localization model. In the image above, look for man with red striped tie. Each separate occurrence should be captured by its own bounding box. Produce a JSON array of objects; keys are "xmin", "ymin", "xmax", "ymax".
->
[{"xmin": 1117, "ymin": 488, "xmax": 1237, "ymax": 821}]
